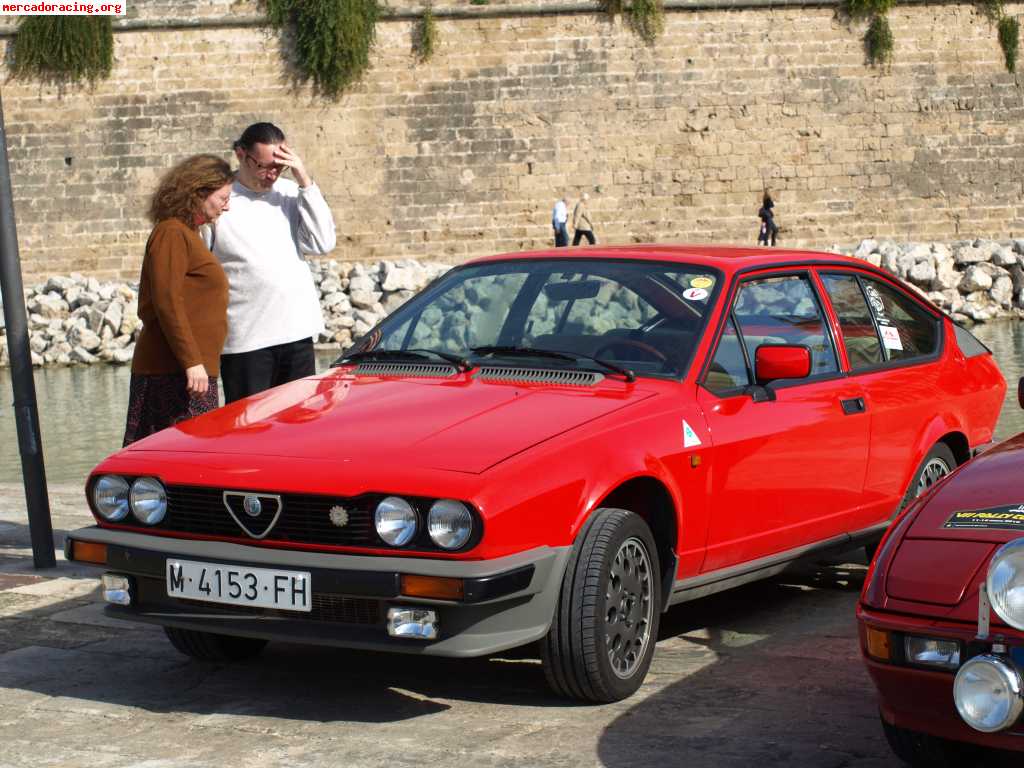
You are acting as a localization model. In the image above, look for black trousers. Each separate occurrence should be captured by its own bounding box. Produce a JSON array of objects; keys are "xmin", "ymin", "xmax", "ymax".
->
[
  {"xmin": 220, "ymin": 338, "xmax": 316, "ymax": 404},
  {"xmin": 573, "ymin": 229, "xmax": 596, "ymax": 245},
  {"xmin": 554, "ymin": 224, "xmax": 569, "ymax": 247}
]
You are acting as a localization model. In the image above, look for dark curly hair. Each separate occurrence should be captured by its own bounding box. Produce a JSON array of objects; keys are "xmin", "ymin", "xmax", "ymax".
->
[{"xmin": 148, "ymin": 154, "xmax": 234, "ymax": 225}]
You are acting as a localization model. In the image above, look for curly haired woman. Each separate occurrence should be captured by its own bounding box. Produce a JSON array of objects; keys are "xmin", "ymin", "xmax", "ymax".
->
[{"xmin": 123, "ymin": 155, "xmax": 234, "ymax": 446}]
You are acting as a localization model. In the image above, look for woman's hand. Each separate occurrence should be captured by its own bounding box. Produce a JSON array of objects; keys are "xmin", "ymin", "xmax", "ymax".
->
[{"xmin": 185, "ymin": 364, "xmax": 209, "ymax": 396}]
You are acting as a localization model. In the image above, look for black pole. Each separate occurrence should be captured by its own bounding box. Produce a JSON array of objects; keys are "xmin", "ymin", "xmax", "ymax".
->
[{"xmin": 0, "ymin": 91, "xmax": 54, "ymax": 569}]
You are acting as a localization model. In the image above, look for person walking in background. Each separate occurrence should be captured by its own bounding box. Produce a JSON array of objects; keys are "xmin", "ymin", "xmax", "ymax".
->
[
  {"xmin": 552, "ymin": 195, "xmax": 569, "ymax": 247},
  {"xmin": 123, "ymin": 155, "xmax": 234, "ymax": 446},
  {"xmin": 757, "ymin": 191, "xmax": 779, "ymax": 247},
  {"xmin": 205, "ymin": 122, "xmax": 337, "ymax": 404},
  {"xmin": 572, "ymin": 192, "xmax": 596, "ymax": 245}
]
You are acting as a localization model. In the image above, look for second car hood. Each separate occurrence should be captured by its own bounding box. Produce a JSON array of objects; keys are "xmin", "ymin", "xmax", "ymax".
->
[
  {"xmin": 907, "ymin": 433, "xmax": 1024, "ymax": 544},
  {"xmin": 122, "ymin": 371, "xmax": 657, "ymax": 474},
  {"xmin": 886, "ymin": 433, "xmax": 1024, "ymax": 609}
]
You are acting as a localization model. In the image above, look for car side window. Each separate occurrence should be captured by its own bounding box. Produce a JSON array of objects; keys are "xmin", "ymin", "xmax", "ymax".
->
[
  {"xmin": 820, "ymin": 273, "xmax": 884, "ymax": 369},
  {"xmin": 733, "ymin": 274, "xmax": 839, "ymax": 377},
  {"xmin": 859, "ymin": 277, "xmax": 939, "ymax": 362},
  {"xmin": 705, "ymin": 316, "xmax": 751, "ymax": 393}
]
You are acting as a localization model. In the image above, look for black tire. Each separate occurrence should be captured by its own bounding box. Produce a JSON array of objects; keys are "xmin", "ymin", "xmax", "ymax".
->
[
  {"xmin": 880, "ymin": 715, "xmax": 970, "ymax": 767},
  {"xmin": 541, "ymin": 507, "xmax": 661, "ymax": 703},
  {"xmin": 163, "ymin": 626, "xmax": 268, "ymax": 662},
  {"xmin": 904, "ymin": 443, "xmax": 957, "ymax": 506}
]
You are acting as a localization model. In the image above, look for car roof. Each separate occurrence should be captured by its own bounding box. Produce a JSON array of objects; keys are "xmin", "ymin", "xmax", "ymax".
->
[{"xmin": 466, "ymin": 244, "xmax": 873, "ymax": 277}]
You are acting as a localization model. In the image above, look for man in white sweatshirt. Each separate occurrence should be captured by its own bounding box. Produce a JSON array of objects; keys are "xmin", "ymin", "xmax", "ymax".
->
[{"xmin": 204, "ymin": 122, "xmax": 337, "ymax": 403}]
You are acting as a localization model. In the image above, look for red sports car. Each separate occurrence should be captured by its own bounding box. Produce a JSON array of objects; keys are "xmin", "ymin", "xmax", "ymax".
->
[
  {"xmin": 67, "ymin": 246, "xmax": 1005, "ymax": 702},
  {"xmin": 859, "ymin": 379, "xmax": 1024, "ymax": 764}
]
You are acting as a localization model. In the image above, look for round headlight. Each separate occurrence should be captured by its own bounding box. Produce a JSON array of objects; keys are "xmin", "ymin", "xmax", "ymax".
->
[
  {"xmin": 375, "ymin": 496, "xmax": 417, "ymax": 546},
  {"xmin": 988, "ymin": 538, "xmax": 1024, "ymax": 631},
  {"xmin": 129, "ymin": 477, "xmax": 167, "ymax": 525},
  {"xmin": 428, "ymin": 499, "xmax": 473, "ymax": 550},
  {"xmin": 954, "ymin": 655, "xmax": 1024, "ymax": 732},
  {"xmin": 92, "ymin": 475, "xmax": 130, "ymax": 522}
]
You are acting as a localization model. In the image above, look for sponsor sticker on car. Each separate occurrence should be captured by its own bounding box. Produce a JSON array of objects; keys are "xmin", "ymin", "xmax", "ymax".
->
[{"xmin": 942, "ymin": 504, "xmax": 1024, "ymax": 531}]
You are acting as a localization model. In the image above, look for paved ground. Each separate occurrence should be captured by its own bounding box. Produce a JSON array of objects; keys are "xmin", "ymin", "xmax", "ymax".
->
[{"xmin": 0, "ymin": 482, "xmax": 1010, "ymax": 768}]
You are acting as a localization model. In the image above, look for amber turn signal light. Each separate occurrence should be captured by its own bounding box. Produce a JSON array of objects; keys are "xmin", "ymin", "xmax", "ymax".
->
[
  {"xmin": 865, "ymin": 625, "xmax": 892, "ymax": 661},
  {"xmin": 400, "ymin": 574, "xmax": 464, "ymax": 600},
  {"xmin": 70, "ymin": 540, "xmax": 108, "ymax": 566}
]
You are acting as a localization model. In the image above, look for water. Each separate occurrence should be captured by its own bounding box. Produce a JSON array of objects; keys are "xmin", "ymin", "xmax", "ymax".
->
[{"xmin": 1, "ymin": 325, "xmax": 1022, "ymax": 485}]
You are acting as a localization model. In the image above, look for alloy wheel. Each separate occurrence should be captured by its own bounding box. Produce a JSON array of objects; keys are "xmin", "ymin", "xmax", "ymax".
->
[{"xmin": 605, "ymin": 536, "xmax": 654, "ymax": 679}]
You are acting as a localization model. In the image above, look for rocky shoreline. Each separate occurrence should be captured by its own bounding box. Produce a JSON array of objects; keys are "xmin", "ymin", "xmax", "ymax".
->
[{"xmin": 2, "ymin": 239, "xmax": 1023, "ymax": 368}]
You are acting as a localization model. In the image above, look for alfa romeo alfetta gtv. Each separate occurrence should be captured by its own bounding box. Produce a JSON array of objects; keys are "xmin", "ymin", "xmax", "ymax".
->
[{"xmin": 67, "ymin": 246, "xmax": 1005, "ymax": 702}]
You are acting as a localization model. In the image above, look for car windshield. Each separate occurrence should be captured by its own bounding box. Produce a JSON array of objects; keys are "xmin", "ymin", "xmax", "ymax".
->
[{"xmin": 340, "ymin": 259, "xmax": 722, "ymax": 379}]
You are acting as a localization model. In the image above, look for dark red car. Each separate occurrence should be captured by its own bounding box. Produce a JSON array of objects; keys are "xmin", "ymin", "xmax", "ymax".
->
[
  {"xmin": 67, "ymin": 246, "xmax": 1005, "ymax": 702},
  {"xmin": 859, "ymin": 379, "xmax": 1024, "ymax": 764}
]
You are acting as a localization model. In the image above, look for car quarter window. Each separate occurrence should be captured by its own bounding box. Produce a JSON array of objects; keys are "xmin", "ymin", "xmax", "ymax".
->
[
  {"xmin": 704, "ymin": 315, "xmax": 751, "ymax": 394},
  {"xmin": 820, "ymin": 273, "xmax": 884, "ymax": 369},
  {"xmin": 823, "ymin": 273, "xmax": 939, "ymax": 365},
  {"xmin": 732, "ymin": 273, "xmax": 839, "ymax": 377}
]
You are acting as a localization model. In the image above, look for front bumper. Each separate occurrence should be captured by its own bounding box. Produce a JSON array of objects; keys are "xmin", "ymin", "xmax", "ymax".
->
[
  {"xmin": 858, "ymin": 605, "xmax": 1024, "ymax": 752},
  {"xmin": 67, "ymin": 526, "xmax": 570, "ymax": 657}
]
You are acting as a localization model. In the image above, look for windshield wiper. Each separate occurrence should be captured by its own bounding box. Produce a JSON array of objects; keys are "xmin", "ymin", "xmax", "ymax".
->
[
  {"xmin": 334, "ymin": 348, "xmax": 472, "ymax": 371},
  {"xmin": 470, "ymin": 345, "xmax": 635, "ymax": 383}
]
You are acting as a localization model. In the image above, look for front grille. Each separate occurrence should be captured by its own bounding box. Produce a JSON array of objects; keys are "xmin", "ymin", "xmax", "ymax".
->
[{"xmin": 161, "ymin": 486, "xmax": 376, "ymax": 547}]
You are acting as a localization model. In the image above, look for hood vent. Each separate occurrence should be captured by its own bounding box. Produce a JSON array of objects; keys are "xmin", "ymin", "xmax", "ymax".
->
[
  {"xmin": 475, "ymin": 366, "xmax": 604, "ymax": 386},
  {"xmin": 354, "ymin": 362, "xmax": 458, "ymax": 378}
]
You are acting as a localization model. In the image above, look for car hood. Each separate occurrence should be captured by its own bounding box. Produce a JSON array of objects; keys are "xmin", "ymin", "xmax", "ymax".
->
[
  {"xmin": 886, "ymin": 433, "xmax": 1024, "ymax": 610},
  {"xmin": 120, "ymin": 370, "xmax": 658, "ymax": 474}
]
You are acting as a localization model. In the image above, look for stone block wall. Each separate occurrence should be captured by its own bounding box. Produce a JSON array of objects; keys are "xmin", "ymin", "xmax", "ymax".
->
[{"xmin": 2, "ymin": 1, "xmax": 1023, "ymax": 281}]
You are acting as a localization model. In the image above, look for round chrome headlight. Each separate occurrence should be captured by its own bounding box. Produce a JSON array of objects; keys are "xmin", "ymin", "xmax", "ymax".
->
[
  {"xmin": 988, "ymin": 538, "xmax": 1024, "ymax": 631},
  {"xmin": 428, "ymin": 499, "xmax": 473, "ymax": 550},
  {"xmin": 129, "ymin": 477, "xmax": 167, "ymax": 525},
  {"xmin": 375, "ymin": 496, "xmax": 417, "ymax": 546},
  {"xmin": 954, "ymin": 655, "xmax": 1024, "ymax": 733},
  {"xmin": 92, "ymin": 475, "xmax": 130, "ymax": 522}
]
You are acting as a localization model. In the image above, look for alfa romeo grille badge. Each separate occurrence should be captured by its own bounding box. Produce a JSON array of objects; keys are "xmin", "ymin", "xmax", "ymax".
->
[
  {"xmin": 222, "ymin": 491, "xmax": 283, "ymax": 540},
  {"xmin": 243, "ymin": 494, "xmax": 262, "ymax": 517}
]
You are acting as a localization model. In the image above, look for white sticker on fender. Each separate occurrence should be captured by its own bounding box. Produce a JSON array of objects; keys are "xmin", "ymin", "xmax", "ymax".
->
[
  {"xmin": 682, "ymin": 419, "xmax": 702, "ymax": 448},
  {"xmin": 880, "ymin": 325, "xmax": 903, "ymax": 350}
]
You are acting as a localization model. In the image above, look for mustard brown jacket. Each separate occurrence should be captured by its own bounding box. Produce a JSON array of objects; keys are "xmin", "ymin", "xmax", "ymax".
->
[{"xmin": 132, "ymin": 217, "xmax": 229, "ymax": 377}]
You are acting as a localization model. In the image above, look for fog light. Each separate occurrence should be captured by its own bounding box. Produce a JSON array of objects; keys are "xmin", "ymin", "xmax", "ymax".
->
[
  {"xmin": 387, "ymin": 607, "xmax": 439, "ymax": 640},
  {"xmin": 954, "ymin": 654, "xmax": 1024, "ymax": 732},
  {"xmin": 101, "ymin": 573, "xmax": 132, "ymax": 606},
  {"xmin": 905, "ymin": 636, "xmax": 960, "ymax": 670}
]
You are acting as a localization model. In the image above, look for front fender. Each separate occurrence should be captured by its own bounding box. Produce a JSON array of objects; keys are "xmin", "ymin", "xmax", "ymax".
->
[{"xmin": 479, "ymin": 398, "xmax": 711, "ymax": 577}]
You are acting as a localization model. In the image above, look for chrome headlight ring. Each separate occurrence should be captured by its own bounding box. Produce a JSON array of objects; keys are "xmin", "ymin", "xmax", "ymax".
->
[
  {"xmin": 91, "ymin": 475, "xmax": 130, "ymax": 522},
  {"xmin": 987, "ymin": 537, "xmax": 1024, "ymax": 632},
  {"xmin": 428, "ymin": 499, "xmax": 473, "ymax": 550},
  {"xmin": 129, "ymin": 476, "xmax": 167, "ymax": 525},
  {"xmin": 954, "ymin": 654, "xmax": 1024, "ymax": 733},
  {"xmin": 375, "ymin": 496, "xmax": 418, "ymax": 547}
]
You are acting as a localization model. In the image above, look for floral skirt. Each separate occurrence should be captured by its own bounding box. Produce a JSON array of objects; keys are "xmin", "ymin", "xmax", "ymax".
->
[{"xmin": 122, "ymin": 373, "xmax": 219, "ymax": 447}]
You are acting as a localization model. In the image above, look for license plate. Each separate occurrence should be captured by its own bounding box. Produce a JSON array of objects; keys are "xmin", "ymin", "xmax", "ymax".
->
[{"xmin": 166, "ymin": 558, "xmax": 311, "ymax": 612}]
